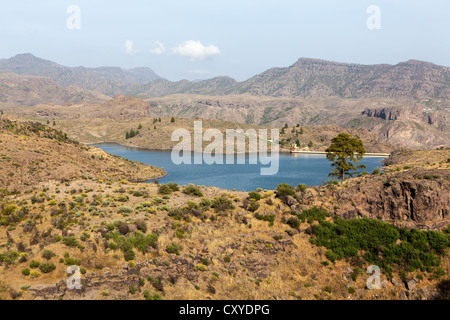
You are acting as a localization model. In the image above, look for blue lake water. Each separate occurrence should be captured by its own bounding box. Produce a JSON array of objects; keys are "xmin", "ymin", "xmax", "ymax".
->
[{"xmin": 95, "ymin": 144, "xmax": 385, "ymax": 191}]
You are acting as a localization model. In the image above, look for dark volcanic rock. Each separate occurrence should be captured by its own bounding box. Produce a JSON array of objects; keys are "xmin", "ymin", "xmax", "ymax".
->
[{"xmin": 333, "ymin": 169, "xmax": 449, "ymax": 230}]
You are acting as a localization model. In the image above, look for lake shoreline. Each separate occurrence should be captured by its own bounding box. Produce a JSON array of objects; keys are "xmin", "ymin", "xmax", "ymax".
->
[
  {"xmin": 93, "ymin": 143, "xmax": 387, "ymax": 191},
  {"xmin": 88, "ymin": 141, "xmax": 293, "ymax": 155},
  {"xmin": 88, "ymin": 142, "xmax": 388, "ymax": 158}
]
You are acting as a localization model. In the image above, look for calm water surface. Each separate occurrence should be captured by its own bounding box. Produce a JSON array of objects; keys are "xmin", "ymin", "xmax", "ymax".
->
[{"xmin": 95, "ymin": 144, "xmax": 385, "ymax": 191}]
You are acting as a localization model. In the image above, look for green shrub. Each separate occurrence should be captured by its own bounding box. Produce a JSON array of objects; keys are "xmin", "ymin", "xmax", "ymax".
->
[
  {"xmin": 129, "ymin": 285, "xmax": 136, "ymax": 294},
  {"xmin": 109, "ymin": 231, "xmax": 158, "ymax": 262},
  {"xmin": 275, "ymin": 183, "xmax": 295, "ymax": 203},
  {"xmin": 117, "ymin": 222, "xmax": 129, "ymax": 235},
  {"xmin": 309, "ymin": 217, "xmax": 449, "ymax": 276},
  {"xmin": 30, "ymin": 270, "xmax": 41, "ymax": 279},
  {"xmin": 39, "ymin": 262, "xmax": 56, "ymax": 273},
  {"xmin": 123, "ymin": 249, "xmax": 135, "ymax": 261},
  {"xmin": 255, "ymin": 213, "xmax": 275, "ymax": 227},
  {"xmin": 143, "ymin": 290, "xmax": 152, "ymax": 300},
  {"xmin": 176, "ymin": 228, "xmax": 186, "ymax": 239},
  {"xmin": 134, "ymin": 219, "xmax": 147, "ymax": 233},
  {"xmin": 200, "ymin": 198, "xmax": 211, "ymax": 211},
  {"xmin": 62, "ymin": 236, "xmax": 79, "ymax": 248},
  {"xmin": 323, "ymin": 286, "xmax": 332, "ymax": 294},
  {"xmin": 296, "ymin": 184, "xmax": 307, "ymax": 193},
  {"xmin": 132, "ymin": 190, "xmax": 146, "ymax": 197},
  {"xmin": 158, "ymin": 184, "xmax": 178, "ymax": 195},
  {"xmin": 211, "ymin": 196, "xmax": 235, "ymax": 213},
  {"xmin": 248, "ymin": 191, "xmax": 263, "ymax": 201},
  {"xmin": 29, "ymin": 260, "xmax": 40, "ymax": 269},
  {"xmin": 21, "ymin": 268, "xmax": 31, "ymax": 276},
  {"xmin": 183, "ymin": 185, "xmax": 203, "ymax": 197},
  {"xmin": 201, "ymin": 257, "xmax": 209, "ymax": 266},
  {"xmin": 117, "ymin": 195, "xmax": 129, "ymax": 202},
  {"xmin": 247, "ymin": 201, "xmax": 260, "ymax": 212},
  {"xmin": 166, "ymin": 243, "xmax": 181, "ymax": 255},
  {"xmin": 297, "ymin": 206, "xmax": 330, "ymax": 224},
  {"xmin": 1, "ymin": 204, "xmax": 17, "ymax": 216},
  {"xmin": 64, "ymin": 257, "xmax": 81, "ymax": 266},
  {"xmin": 118, "ymin": 206, "xmax": 133, "ymax": 214},
  {"xmin": 286, "ymin": 217, "xmax": 300, "ymax": 229},
  {"xmin": 143, "ymin": 290, "xmax": 162, "ymax": 300},
  {"xmin": 327, "ymin": 180, "xmax": 340, "ymax": 186},
  {"xmin": 41, "ymin": 250, "xmax": 56, "ymax": 261}
]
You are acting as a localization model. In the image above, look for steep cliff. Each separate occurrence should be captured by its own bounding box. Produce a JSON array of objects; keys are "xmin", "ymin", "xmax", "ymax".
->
[{"xmin": 333, "ymin": 169, "xmax": 449, "ymax": 230}]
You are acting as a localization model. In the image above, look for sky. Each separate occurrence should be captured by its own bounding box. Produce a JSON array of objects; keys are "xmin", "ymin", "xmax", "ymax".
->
[{"xmin": 1, "ymin": 0, "xmax": 449, "ymax": 81}]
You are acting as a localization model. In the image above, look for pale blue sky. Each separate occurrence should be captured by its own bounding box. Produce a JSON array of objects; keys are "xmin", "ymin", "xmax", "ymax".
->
[{"xmin": 1, "ymin": 0, "xmax": 449, "ymax": 81}]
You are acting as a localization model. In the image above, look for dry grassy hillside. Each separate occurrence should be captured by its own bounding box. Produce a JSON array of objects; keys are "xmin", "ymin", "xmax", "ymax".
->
[
  {"xmin": 0, "ymin": 119, "xmax": 448, "ymax": 301},
  {"xmin": 4, "ymin": 108, "xmax": 396, "ymax": 154},
  {"xmin": 0, "ymin": 118, "xmax": 166, "ymax": 192},
  {"xmin": 0, "ymin": 179, "xmax": 448, "ymax": 301}
]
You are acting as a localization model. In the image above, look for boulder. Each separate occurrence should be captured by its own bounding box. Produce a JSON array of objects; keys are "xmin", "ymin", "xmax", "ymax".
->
[
  {"xmin": 391, "ymin": 278, "xmax": 403, "ymax": 287},
  {"xmin": 406, "ymin": 279, "xmax": 417, "ymax": 291}
]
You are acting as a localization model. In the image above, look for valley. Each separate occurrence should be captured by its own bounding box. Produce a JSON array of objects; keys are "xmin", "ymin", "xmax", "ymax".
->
[
  {"xmin": 0, "ymin": 53, "xmax": 448, "ymax": 302},
  {"xmin": 0, "ymin": 119, "xmax": 448, "ymax": 301}
]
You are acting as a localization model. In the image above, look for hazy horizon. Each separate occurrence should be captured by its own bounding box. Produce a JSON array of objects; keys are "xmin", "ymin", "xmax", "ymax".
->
[{"xmin": 1, "ymin": 0, "xmax": 449, "ymax": 81}]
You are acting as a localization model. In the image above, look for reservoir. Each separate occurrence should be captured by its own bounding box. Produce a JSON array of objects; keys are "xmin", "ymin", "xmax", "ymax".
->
[{"xmin": 95, "ymin": 144, "xmax": 385, "ymax": 191}]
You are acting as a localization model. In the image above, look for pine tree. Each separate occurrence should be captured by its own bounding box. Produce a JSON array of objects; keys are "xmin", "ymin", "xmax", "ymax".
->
[{"xmin": 326, "ymin": 133, "xmax": 366, "ymax": 181}]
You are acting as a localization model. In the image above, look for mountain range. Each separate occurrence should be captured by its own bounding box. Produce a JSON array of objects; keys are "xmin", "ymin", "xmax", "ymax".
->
[
  {"xmin": 0, "ymin": 53, "xmax": 162, "ymax": 97},
  {"xmin": 1, "ymin": 54, "xmax": 450, "ymax": 100},
  {"xmin": 0, "ymin": 53, "xmax": 448, "ymax": 150}
]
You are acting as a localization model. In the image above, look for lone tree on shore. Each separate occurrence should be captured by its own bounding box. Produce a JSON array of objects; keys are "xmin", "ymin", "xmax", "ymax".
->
[{"xmin": 326, "ymin": 133, "xmax": 366, "ymax": 181}]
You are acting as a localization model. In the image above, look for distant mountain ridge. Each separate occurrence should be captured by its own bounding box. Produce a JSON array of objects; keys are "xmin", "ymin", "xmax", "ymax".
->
[
  {"xmin": 1, "ymin": 54, "xmax": 450, "ymax": 99},
  {"xmin": 0, "ymin": 53, "xmax": 163, "ymax": 96},
  {"xmin": 0, "ymin": 71, "xmax": 110, "ymax": 106},
  {"xmin": 135, "ymin": 58, "xmax": 450, "ymax": 99}
]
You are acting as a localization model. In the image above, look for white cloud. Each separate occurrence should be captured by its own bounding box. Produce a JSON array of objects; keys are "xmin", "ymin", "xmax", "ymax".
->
[
  {"xmin": 125, "ymin": 40, "xmax": 139, "ymax": 55},
  {"xmin": 173, "ymin": 40, "xmax": 220, "ymax": 61},
  {"xmin": 150, "ymin": 41, "xmax": 165, "ymax": 55}
]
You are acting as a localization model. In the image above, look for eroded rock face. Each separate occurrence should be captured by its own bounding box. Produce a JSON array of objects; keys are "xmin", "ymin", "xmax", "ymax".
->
[
  {"xmin": 362, "ymin": 107, "xmax": 407, "ymax": 121},
  {"xmin": 361, "ymin": 105, "xmax": 450, "ymax": 149},
  {"xmin": 333, "ymin": 169, "xmax": 449, "ymax": 230}
]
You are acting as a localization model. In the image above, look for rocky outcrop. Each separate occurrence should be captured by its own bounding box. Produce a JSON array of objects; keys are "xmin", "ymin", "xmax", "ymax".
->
[
  {"xmin": 360, "ymin": 104, "xmax": 450, "ymax": 149},
  {"xmin": 333, "ymin": 169, "xmax": 450, "ymax": 230},
  {"xmin": 362, "ymin": 107, "xmax": 406, "ymax": 121}
]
